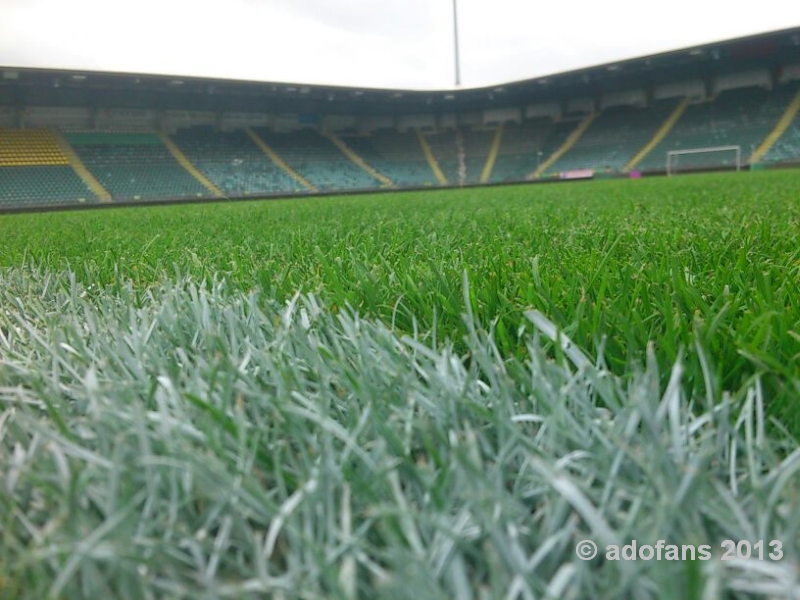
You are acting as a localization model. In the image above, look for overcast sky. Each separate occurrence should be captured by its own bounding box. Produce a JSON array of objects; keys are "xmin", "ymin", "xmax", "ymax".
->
[{"xmin": 0, "ymin": 0, "xmax": 798, "ymax": 90}]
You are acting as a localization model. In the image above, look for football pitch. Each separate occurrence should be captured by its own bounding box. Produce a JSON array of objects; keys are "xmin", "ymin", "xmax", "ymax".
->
[{"xmin": 1, "ymin": 171, "xmax": 799, "ymax": 597}]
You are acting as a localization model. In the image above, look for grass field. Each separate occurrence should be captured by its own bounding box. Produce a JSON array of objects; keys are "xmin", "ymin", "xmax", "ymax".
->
[{"xmin": 1, "ymin": 171, "xmax": 799, "ymax": 598}]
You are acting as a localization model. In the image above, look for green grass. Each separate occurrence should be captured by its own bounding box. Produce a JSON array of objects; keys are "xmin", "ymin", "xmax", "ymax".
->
[
  {"xmin": 1, "ymin": 170, "xmax": 799, "ymax": 598},
  {"xmin": 2, "ymin": 170, "xmax": 799, "ymax": 427}
]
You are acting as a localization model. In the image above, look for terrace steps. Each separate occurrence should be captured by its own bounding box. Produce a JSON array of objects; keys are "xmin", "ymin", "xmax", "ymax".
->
[
  {"xmin": 324, "ymin": 132, "xmax": 393, "ymax": 186},
  {"xmin": 530, "ymin": 113, "xmax": 596, "ymax": 178},
  {"xmin": 480, "ymin": 124, "xmax": 504, "ymax": 183},
  {"xmin": 52, "ymin": 131, "xmax": 112, "ymax": 202},
  {"xmin": 750, "ymin": 89, "xmax": 800, "ymax": 164},
  {"xmin": 623, "ymin": 98, "xmax": 689, "ymax": 172},
  {"xmin": 245, "ymin": 129, "xmax": 317, "ymax": 192},
  {"xmin": 416, "ymin": 130, "xmax": 447, "ymax": 185},
  {"xmin": 159, "ymin": 133, "xmax": 224, "ymax": 198}
]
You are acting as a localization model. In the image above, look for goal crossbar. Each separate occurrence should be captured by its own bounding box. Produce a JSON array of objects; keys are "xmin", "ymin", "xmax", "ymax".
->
[{"xmin": 666, "ymin": 145, "xmax": 741, "ymax": 176}]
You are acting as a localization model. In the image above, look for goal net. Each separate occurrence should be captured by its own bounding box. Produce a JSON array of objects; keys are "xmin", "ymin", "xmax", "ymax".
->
[{"xmin": 666, "ymin": 145, "xmax": 741, "ymax": 176}]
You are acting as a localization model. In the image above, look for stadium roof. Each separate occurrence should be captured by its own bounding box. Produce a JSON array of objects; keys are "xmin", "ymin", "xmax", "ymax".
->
[{"xmin": 1, "ymin": 27, "xmax": 799, "ymax": 115}]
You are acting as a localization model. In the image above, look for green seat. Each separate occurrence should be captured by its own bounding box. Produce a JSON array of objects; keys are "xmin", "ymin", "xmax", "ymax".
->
[
  {"xmin": 637, "ymin": 85, "xmax": 799, "ymax": 172},
  {"xmin": 0, "ymin": 165, "xmax": 94, "ymax": 208},
  {"xmin": 550, "ymin": 101, "xmax": 676, "ymax": 174},
  {"xmin": 67, "ymin": 133, "xmax": 208, "ymax": 201},
  {"xmin": 490, "ymin": 118, "xmax": 555, "ymax": 182},
  {"xmin": 171, "ymin": 127, "xmax": 300, "ymax": 195},
  {"xmin": 345, "ymin": 131, "xmax": 436, "ymax": 187},
  {"xmin": 254, "ymin": 128, "xmax": 380, "ymax": 191},
  {"xmin": 763, "ymin": 111, "xmax": 800, "ymax": 163}
]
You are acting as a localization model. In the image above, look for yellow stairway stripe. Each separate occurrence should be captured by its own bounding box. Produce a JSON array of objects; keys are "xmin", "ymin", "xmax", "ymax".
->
[
  {"xmin": 52, "ymin": 130, "xmax": 112, "ymax": 202},
  {"xmin": 417, "ymin": 130, "xmax": 447, "ymax": 185},
  {"xmin": 530, "ymin": 113, "xmax": 596, "ymax": 179},
  {"xmin": 750, "ymin": 89, "xmax": 800, "ymax": 164},
  {"xmin": 158, "ymin": 133, "xmax": 224, "ymax": 197},
  {"xmin": 480, "ymin": 124, "xmax": 504, "ymax": 183},
  {"xmin": 325, "ymin": 132, "xmax": 393, "ymax": 186},
  {"xmin": 245, "ymin": 128, "xmax": 316, "ymax": 192},
  {"xmin": 623, "ymin": 97, "xmax": 690, "ymax": 173}
]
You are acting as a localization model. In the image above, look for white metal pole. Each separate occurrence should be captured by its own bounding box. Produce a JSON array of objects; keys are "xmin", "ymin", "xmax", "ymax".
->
[{"xmin": 453, "ymin": 0, "xmax": 461, "ymax": 87}]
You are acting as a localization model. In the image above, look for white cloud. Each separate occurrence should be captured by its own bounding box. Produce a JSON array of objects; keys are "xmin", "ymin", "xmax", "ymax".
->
[
  {"xmin": 0, "ymin": 0, "xmax": 798, "ymax": 89},
  {"xmin": 457, "ymin": 0, "xmax": 800, "ymax": 86}
]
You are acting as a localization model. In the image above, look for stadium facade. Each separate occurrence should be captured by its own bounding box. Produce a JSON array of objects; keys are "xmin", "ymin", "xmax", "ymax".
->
[{"xmin": 1, "ymin": 26, "xmax": 799, "ymax": 209}]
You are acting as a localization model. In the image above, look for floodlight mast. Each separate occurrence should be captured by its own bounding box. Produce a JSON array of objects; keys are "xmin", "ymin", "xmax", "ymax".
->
[{"xmin": 453, "ymin": 0, "xmax": 461, "ymax": 87}]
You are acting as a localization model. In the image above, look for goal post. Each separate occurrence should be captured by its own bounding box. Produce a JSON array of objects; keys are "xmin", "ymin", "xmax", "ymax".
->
[{"xmin": 666, "ymin": 145, "xmax": 741, "ymax": 176}]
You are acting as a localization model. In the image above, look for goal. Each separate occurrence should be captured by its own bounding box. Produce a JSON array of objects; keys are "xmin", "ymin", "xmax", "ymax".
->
[{"xmin": 666, "ymin": 145, "xmax": 741, "ymax": 176}]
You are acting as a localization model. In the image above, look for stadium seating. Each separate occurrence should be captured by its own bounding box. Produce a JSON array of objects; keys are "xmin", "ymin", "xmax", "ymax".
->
[
  {"xmin": 417, "ymin": 127, "xmax": 496, "ymax": 185},
  {"xmin": 252, "ymin": 128, "xmax": 380, "ymax": 191},
  {"xmin": 3, "ymin": 80, "xmax": 800, "ymax": 211},
  {"xmin": 763, "ymin": 109, "xmax": 800, "ymax": 164},
  {"xmin": 549, "ymin": 102, "xmax": 677, "ymax": 174},
  {"xmin": 0, "ymin": 128, "xmax": 96, "ymax": 207},
  {"xmin": 461, "ymin": 128, "xmax": 495, "ymax": 183},
  {"xmin": 67, "ymin": 132, "xmax": 209, "ymax": 201},
  {"xmin": 636, "ymin": 85, "xmax": 799, "ymax": 172},
  {"xmin": 423, "ymin": 130, "xmax": 460, "ymax": 184},
  {"xmin": 0, "ymin": 165, "xmax": 94, "ymax": 207},
  {"xmin": 171, "ymin": 127, "xmax": 301, "ymax": 195},
  {"xmin": 0, "ymin": 128, "xmax": 69, "ymax": 166},
  {"xmin": 489, "ymin": 118, "xmax": 555, "ymax": 183},
  {"xmin": 342, "ymin": 130, "xmax": 436, "ymax": 187}
]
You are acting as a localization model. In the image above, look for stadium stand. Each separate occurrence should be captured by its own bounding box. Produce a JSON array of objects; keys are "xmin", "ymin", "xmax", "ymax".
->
[
  {"xmin": 548, "ymin": 102, "xmax": 678, "ymax": 174},
  {"xmin": 170, "ymin": 126, "xmax": 301, "ymax": 195},
  {"xmin": 419, "ymin": 127, "xmax": 494, "ymax": 185},
  {"xmin": 67, "ymin": 133, "xmax": 209, "ymax": 201},
  {"xmin": 528, "ymin": 112, "xmax": 596, "ymax": 178},
  {"xmin": 0, "ymin": 129, "xmax": 68, "ymax": 166},
  {"xmin": 342, "ymin": 130, "xmax": 435, "ymax": 187},
  {"xmin": 244, "ymin": 129, "xmax": 316, "ymax": 192},
  {"xmin": 252, "ymin": 128, "xmax": 380, "ymax": 191},
  {"xmin": 0, "ymin": 129, "xmax": 95, "ymax": 206},
  {"xmin": 158, "ymin": 133, "xmax": 223, "ymax": 197},
  {"xmin": 635, "ymin": 84, "xmax": 800, "ymax": 172},
  {"xmin": 323, "ymin": 132, "xmax": 393, "ymax": 187},
  {"xmin": 480, "ymin": 125, "xmax": 504, "ymax": 183},
  {"xmin": 764, "ymin": 111, "xmax": 800, "ymax": 163},
  {"xmin": 341, "ymin": 130, "xmax": 437, "ymax": 187},
  {"xmin": 462, "ymin": 127, "xmax": 495, "ymax": 183},
  {"xmin": 489, "ymin": 118, "xmax": 555, "ymax": 183},
  {"xmin": 416, "ymin": 131, "xmax": 448, "ymax": 185},
  {"xmin": 623, "ymin": 99, "xmax": 689, "ymax": 173},
  {"xmin": 758, "ymin": 89, "xmax": 800, "ymax": 164},
  {"xmin": 0, "ymin": 165, "xmax": 94, "ymax": 207},
  {"xmin": 3, "ymin": 71, "xmax": 800, "ymax": 208},
  {"xmin": 422, "ymin": 129, "xmax": 460, "ymax": 184}
]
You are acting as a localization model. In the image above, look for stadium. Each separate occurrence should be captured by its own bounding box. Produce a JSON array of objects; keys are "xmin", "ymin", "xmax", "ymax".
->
[
  {"xmin": 1, "ymin": 8, "xmax": 800, "ymax": 599},
  {"xmin": 1, "ymin": 28, "xmax": 800, "ymax": 206}
]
